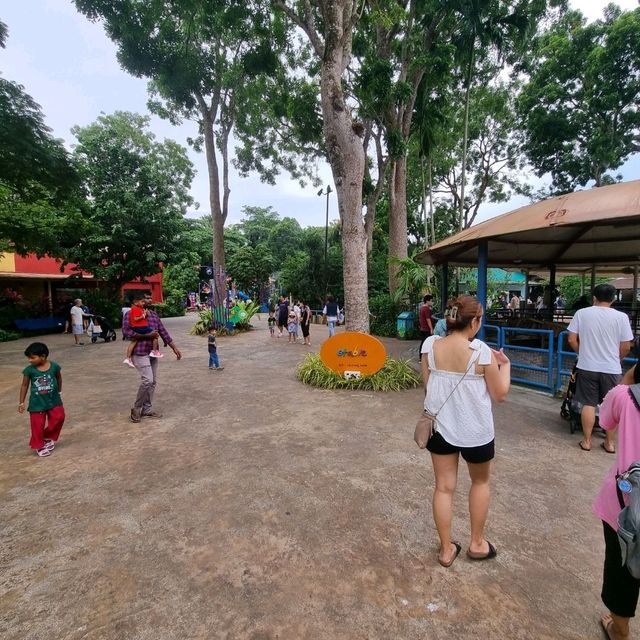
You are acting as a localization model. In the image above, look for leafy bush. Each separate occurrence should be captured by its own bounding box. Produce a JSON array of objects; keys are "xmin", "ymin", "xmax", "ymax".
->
[
  {"xmin": 297, "ymin": 353, "xmax": 421, "ymax": 391},
  {"xmin": 83, "ymin": 290, "xmax": 123, "ymax": 328},
  {"xmin": 234, "ymin": 300, "xmax": 261, "ymax": 330},
  {"xmin": 369, "ymin": 294, "xmax": 401, "ymax": 338},
  {"xmin": 0, "ymin": 328, "xmax": 21, "ymax": 342},
  {"xmin": 154, "ymin": 295, "xmax": 186, "ymax": 318},
  {"xmin": 190, "ymin": 308, "xmax": 214, "ymax": 336}
]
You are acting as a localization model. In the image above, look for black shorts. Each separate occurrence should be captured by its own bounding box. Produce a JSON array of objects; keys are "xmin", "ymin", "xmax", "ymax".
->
[
  {"xmin": 426, "ymin": 431, "xmax": 495, "ymax": 464},
  {"xmin": 301, "ymin": 324, "xmax": 310, "ymax": 337},
  {"xmin": 574, "ymin": 369, "xmax": 621, "ymax": 407},
  {"xmin": 602, "ymin": 521, "xmax": 640, "ymax": 617}
]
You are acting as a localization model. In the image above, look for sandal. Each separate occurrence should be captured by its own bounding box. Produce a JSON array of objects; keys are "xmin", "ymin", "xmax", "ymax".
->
[
  {"xmin": 36, "ymin": 447, "xmax": 51, "ymax": 457},
  {"xmin": 467, "ymin": 541, "xmax": 497, "ymax": 560},
  {"xmin": 579, "ymin": 441, "xmax": 591, "ymax": 451},
  {"xmin": 438, "ymin": 542, "xmax": 462, "ymax": 568},
  {"xmin": 44, "ymin": 439, "xmax": 55, "ymax": 451},
  {"xmin": 601, "ymin": 442, "xmax": 616, "ymax": 454}
]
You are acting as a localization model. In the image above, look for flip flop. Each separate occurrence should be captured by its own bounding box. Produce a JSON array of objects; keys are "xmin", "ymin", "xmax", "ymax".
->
[
  {"xmin": 579, "ymin": 441, "xmax": 591, "ymax": 451},
  {"xmin": 600, "ymin": 443, "xmax": 616, "ymax": 454},
  {"xmin": 467, "ymin": 541, "xmax": 497, "ymax": 561},
  {"xmin": 438, "ymin": 541, "xmax": 462, "ymax": 568},
  {"xmin": 600, "ymin": 615, "xmax": 615, "ymax": 639}
]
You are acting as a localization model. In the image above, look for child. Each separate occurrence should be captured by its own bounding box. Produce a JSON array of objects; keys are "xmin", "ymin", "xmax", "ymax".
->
[
  {"xmin": 18, "ymin": 342, "xmax": 65, "ymax": 458},
  {"xmin": 208, "ymin": 326, "xmax": 224, "ymax": 370},
  {"xmin": 268, "ymin": 310, "xmax": 276, "ymax": 337},
  {"xmin": 287, "ymin": 310, "xmax": 298, "ymax": 343},
  {"xmin": 123, "ymin": 296, "xmax": 162, "ymax": 367}
]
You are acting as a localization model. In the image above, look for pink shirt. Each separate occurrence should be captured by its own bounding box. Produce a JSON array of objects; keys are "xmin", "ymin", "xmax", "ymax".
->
[{"xmin": 593, "ymin": 385, "xmax": 640, "ymax": 530}]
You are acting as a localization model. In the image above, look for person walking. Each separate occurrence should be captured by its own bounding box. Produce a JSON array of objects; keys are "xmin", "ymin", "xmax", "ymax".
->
[
  {"xmin": 420, "ymin": 296, "xmax": 511, "ymax": 567},
  {"xmin": 122, "ymin": 293, "xmax": 182, "ymax": 423},
  {"xmin": 323, "ymin": 294, "xmax": 340, "ymax": 338},
  {"xmin": 594, "ymin": 364, "xmax": 640, "ymax": 640},
  {"xmin": 300, "ymin": 300, "xmax": 312, "ymax": 345},
  {"xmin": 207, "ymin": 326, "xmax": 224, "ymax": 370},
  {"xmin": 418, "ymin": 294, "xmax": 434, "ymax": 360},
  {"xmin": 70, "ymin": 299, "xmax": 90, "ymax": 345},
  {"xmin": 567, "ymin": 284, "xmax": 634, "ymax": 453},
  {"xmin": 276, "ymin": 296, "xmax": 289, "ymax": 338},
  {"xmin": 18, "ymin": 342, "xmax": 65, "ymax": 457}
]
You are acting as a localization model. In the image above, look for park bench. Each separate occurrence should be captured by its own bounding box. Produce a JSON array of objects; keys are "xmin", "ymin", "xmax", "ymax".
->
[{"xmin": 14, "ymin": 317, "xmax": 65, "ymax": 332}]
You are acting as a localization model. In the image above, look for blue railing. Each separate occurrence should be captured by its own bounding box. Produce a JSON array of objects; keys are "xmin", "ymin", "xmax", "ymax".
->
[{"xmin": 500, "ymin": 327, "xmax": 555, "ymax": 393}]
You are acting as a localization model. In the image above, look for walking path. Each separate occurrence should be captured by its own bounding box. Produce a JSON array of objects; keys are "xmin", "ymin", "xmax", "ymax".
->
[{"xmin": 0, "ymin": 314, "xmax": 625, "ymax": 639}]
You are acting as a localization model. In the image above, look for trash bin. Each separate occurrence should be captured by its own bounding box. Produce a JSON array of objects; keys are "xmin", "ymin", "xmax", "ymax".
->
[{"xmin": 397, "ymin": 311, "xmax": 416, "ymax": 339}]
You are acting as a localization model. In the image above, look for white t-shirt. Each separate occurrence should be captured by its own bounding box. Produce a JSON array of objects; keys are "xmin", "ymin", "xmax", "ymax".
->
[
  {"xmin": 70, "ymin": 306, "xmax": 84, "ymax": 326},
  {"xmin": 567, "ymin": 306, "xmax": 634, "ymax": 374},
  {"xmin": 421, "ymin": 336, "xmax": 494, "ymax": 448}
]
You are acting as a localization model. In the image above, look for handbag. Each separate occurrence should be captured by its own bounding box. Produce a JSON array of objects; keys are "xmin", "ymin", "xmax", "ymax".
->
[{"xmin": 414, "ymin": 350, "xmax": 478, "ymax": 449}]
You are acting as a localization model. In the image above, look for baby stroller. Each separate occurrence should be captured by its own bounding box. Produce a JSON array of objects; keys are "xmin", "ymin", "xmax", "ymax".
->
[
  {"xmin": 560, "ymin": 364, "xmax": 599, "ymax": 434},
  {"xmin": 88, "ymin": 315, "xmax": 117, "ymax": 343}
]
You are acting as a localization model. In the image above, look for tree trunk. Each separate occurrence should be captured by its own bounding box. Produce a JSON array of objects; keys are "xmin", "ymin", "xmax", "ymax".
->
[
  {"xmin": 429, "ymin": 157, "xmax": 435, "ymax": 246},
  {"xmin": 320, "ymin": 65, "xmax": 369, "ymax": 333},
  {"xmin": 388, "ymin": 155, "xmax": 409, "ymax": 294},
  {"xmin": 459, "ymin": 49, "xmax": 475, "ymax": 231},
  {"xmin": 201, "ymin": 110, "xmax": 226, "ymax": 269}
]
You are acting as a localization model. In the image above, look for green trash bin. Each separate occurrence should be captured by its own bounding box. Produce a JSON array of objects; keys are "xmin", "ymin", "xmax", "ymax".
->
[{"xmin": 397, "ymin": 311, "xmax": 416, "ymax": 339}]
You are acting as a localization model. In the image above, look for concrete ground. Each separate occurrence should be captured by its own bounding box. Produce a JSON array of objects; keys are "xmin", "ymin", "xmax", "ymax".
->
[{"xmin": 0, "ymin": 314, "xmax": 626, "ymax": 639}]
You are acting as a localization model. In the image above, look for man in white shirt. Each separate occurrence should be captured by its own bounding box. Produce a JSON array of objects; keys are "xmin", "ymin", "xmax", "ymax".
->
[
  {"xmin": 70, "ymin": 298, "xmax": 90, "ymax": 346},
  {"xmin": 567, "ymin": 284, "xmax": 634, "ymax": 453}
]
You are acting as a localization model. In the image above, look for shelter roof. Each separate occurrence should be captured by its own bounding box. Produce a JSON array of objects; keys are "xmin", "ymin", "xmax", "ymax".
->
[{"xmin": 416, "ymin": 180, "xmax": 640, "ymax": 268}]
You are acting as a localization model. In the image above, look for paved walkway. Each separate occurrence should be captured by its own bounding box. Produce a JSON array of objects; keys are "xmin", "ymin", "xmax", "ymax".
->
[{"xmin": 0, "ymin": 315, "xmax": 626, "ymax": 639}]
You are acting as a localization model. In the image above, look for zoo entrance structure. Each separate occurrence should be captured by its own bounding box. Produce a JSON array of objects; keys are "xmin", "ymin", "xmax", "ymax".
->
[{"xmin": 416, "ymin": 180, "xmax": 640, "ymax": 394}]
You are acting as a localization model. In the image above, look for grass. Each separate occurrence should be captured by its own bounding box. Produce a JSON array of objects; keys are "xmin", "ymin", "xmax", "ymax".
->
[{"xmin": 297, "ymin": 353, "xmax": 421, "ymax": 391}]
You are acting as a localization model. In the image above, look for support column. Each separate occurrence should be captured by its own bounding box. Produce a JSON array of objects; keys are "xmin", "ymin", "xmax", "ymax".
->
[
  {"xmin": 47, "ymin": 280, "xmax": 53, "ymax": 316},
  {"xmin": 590, "ymin": 265, "xmax": 596, "ymax": 294},
  {"xmin": 632, "ymin": 266, "xmax": 638, "ymax": 312},
  {"xmin": 549, "ymin": 264, "xmax": 556, "ymax": 320},
  {"xmin": 580, "ymin": 272, "xmax": 585, "ymax": 296},
  {"xmin": 524, "ymin": 269, "xmax": 530, "ymax": 314},
  {"xmin": 441, "ymin": 263, "xmax": 449, "ymax": 315},
  {"xmin": 477, "ymin": 241, "xmax": 488, "ymax": 340}
]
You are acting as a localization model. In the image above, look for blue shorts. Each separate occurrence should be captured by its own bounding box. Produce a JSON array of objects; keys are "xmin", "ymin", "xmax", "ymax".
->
[{"xmin": 132, "ymin": 326, "xmax": 153, "ymax": 335}]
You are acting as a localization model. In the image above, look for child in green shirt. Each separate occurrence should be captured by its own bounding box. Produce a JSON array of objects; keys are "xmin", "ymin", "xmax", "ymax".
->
[{"xmin": 18, "ymin": 342, "xmax": 65, "ymax": 457}]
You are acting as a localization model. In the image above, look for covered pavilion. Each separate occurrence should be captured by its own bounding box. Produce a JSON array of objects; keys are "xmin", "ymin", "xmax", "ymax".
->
[{"xmin": 416, "ymin": 180, "xmax": 640, "ymax": 331}]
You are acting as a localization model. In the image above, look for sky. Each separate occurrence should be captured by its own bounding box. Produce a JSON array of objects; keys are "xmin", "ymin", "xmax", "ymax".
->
[{"xmin": 2, "ymin": 0, "xmax": 639, "ymax": 230}]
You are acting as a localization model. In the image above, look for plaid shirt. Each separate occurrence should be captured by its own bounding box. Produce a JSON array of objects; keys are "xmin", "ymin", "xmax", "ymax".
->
[{"xmin": 122, "ymin": 309, "xmax": 172, "ymax": 357}]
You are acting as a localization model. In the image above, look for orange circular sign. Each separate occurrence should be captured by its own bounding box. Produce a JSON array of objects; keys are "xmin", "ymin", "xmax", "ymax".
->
[{"xmin": 319, "ymin": 332, "xmax": 387, "ymax": 378}]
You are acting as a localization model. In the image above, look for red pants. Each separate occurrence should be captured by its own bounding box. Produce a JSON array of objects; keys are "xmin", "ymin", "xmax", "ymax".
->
[{"xmin": 29, "ymin": 405, "xmax": 65, "ymax": 450}]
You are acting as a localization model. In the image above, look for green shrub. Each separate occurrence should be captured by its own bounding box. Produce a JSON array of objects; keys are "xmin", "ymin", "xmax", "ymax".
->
[
  {"xmin": 154, "ymin": 295, "xmax": 186, "ymax": 318},
  {"xmin": 369, "ymin": 294, "xmax": 401, "ymax": 338},
  {"xmin": 83, "ymin": 290, "xmax": 123, "ymax": 328},
  {"xmin": 0, "ymin": 328, "xmax": 21, "ymax": 342},
  {"xmin": 234, "ymin": 300, "xmax": 261, "ymax": 330},
  {"xmin": 297, "ymin": 353, "xmax": 421, "ymax": 391},
  {"xmin": 190, "ymin": 308, "xmax": 214, "ymax": 336}
]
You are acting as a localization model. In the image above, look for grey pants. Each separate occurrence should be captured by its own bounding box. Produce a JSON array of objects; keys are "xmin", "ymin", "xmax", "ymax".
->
[{"xmin": 132, "ymin": 355, "xmax": 159, "ymax": 412}]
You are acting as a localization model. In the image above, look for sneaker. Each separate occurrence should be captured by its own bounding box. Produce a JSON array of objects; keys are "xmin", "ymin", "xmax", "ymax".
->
[
  {"xmin": 123, "ymin": 358, "xmax": 135, "ymax": 368},
  {"xmin": 141, "ymin": 410, "xmax": 163, "ymax": 418},
  {"xmin": 44, "ymin": 439, "xmax": 55, "ymax": 451},
  {"xmin": 36, "ymin": 447, "xmax": 51, "ymax": 457},
  {"xmin": 149, "ymin": 350, "xmax": 164, "ymax": 358},
  {"xmin": 215, "ymin": 366, "xmax": 224, "ymax": 371},
  {"xmin": 130, "ymin": 408, "xmax": 142, "ymax": 423}
]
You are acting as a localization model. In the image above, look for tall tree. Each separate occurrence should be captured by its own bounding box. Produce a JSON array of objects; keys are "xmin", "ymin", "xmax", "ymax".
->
[
  {"xmin": 0, "ymin": 21, "xmax": 82, "ymax": 255},
  {"xmin": 74, "ymin": 0, "xmax": 281, "ymax": 269},
  {"xmin": 274, "ymin": 0, "xmax": 370, "ymax": 332},
  {"xmin": 518, "ymin": 6, "xmax": 640, "ymax": 192},
  {"xmin": 69, "ymin": 111, "xmax": 194, "ymax": 296}
]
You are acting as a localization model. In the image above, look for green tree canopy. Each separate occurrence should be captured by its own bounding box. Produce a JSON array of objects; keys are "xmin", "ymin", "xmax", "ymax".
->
[
  {"xmin": 0, "ymin": 20, "xmax": 82, "ymax": 254},
  {"xmin": 518, "ymin": 6, "xmax": 640, "ymax": 192},
  {"xmin": 68, "ymin": 111, "xmax": 194, "ymax": 295}
]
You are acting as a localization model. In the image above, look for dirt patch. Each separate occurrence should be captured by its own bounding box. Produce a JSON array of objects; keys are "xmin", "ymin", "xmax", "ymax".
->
[{"xmin": 0, "ymin": 315, "xmax": 624, "ymax": 639}]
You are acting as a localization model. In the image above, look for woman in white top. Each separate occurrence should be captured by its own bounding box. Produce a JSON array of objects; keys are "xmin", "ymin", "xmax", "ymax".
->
[{"xmin": 420, "ymin": 296, "xmax": 511, "ymax": 567}]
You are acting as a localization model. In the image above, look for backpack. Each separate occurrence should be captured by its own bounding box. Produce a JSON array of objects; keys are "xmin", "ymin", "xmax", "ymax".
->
[{"xmin": 616, "ymin": 384, "xmax": 640, "ymax": 578}]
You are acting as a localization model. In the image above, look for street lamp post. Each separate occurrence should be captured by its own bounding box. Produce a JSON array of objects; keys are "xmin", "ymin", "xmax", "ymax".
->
[{"xmin": 317, "ymin": 185, "xmax": 333, "ymax": 297}]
